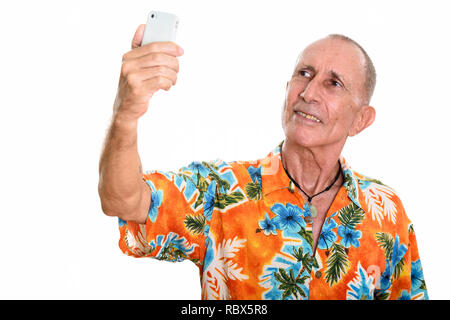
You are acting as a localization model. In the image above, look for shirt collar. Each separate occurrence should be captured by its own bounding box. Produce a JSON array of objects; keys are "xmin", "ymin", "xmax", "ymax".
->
[{"xmin": 260, "ymin": 141, "xmax": 362, "ymax": 209}]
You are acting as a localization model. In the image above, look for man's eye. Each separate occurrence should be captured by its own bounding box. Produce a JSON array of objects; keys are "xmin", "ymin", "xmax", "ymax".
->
[
  {"xmin": 330, "ymin": 80, "xmax": 341, "ymax": 87},
  {"xmin": 299, "ymin": 70, "xmax": 311, "ymax": 78}
]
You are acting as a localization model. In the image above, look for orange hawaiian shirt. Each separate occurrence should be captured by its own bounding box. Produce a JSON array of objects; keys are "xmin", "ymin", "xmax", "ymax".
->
[{"xmin": 118, "ymin": 142, "xmax": 428, "ymax": 300}]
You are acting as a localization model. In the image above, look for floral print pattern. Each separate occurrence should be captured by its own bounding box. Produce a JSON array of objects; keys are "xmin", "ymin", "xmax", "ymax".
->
[{"xmin": 118, "ymin": 142, "xmax": 428, "ymax": 300}]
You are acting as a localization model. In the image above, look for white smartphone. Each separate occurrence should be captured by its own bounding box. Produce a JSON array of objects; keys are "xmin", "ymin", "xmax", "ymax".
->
[{"xmin": 141, "ymin": 11, "xmax": 179, "ymax": 46}]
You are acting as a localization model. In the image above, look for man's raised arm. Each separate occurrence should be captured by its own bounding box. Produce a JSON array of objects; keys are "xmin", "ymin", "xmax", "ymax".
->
[{"xmin": 98, "ymin": 24, "xmax": 184, "ymax": 224}]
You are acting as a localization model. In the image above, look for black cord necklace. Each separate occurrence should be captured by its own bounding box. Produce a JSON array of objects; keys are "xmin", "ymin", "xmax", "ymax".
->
[{"xmin": 282, "ymin": 159, "xmax": 342, "ymax": 218}]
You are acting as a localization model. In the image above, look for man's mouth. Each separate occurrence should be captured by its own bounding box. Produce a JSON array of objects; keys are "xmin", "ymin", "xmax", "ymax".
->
[{"xmin": 294, "ymin": 111, "xmax": 321, "ymax": 123}]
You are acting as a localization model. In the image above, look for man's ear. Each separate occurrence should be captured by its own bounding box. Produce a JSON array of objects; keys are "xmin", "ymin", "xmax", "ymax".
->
[{"xmin": 349, "ymin": 105, "xmax": 376, "ymax": 137}]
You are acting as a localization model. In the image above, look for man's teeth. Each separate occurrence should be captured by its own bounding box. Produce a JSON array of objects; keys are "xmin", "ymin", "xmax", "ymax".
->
[{"xmin": 295, "ymin": 111, "xmax": 321, "ymax": 123}]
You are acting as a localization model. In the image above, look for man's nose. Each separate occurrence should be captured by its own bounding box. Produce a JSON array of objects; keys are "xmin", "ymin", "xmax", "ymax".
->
[{"xmin": 300, "ymin": 78, "xmax": 320, "ymax": 104}]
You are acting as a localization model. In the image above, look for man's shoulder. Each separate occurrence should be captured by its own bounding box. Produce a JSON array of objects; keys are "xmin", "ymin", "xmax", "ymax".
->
[
  {"xmin": 351, "ymin": 169, "xmax": 399, "ymax": 196},
  {"xmin": 183, "ymin": 158, "xmax": 262, "ymax": 182},
  {"xmin": 188, "ymin": 158, "xmax": 263, "ymax": 172},
  {"xmin": 162, "ymin": 157, "xmax": 264, "ymax": 182},
  {"xmin": 350, "ymin": 168, "xmax": 410, "ymax": 225}
]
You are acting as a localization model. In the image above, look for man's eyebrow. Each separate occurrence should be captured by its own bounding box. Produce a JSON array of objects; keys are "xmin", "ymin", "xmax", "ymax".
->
[
  {"xmin": 295, "ymin": 64, "xmax": 351, "ymax": 90},
  {"xmin": 296, "ymin": 64, "xmax": 316, "ymax": 73}
]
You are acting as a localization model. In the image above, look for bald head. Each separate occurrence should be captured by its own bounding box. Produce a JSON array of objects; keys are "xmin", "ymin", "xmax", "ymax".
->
[
  {"xmin": 327, "ymin": 34, "xmax": 376, "ymax": 105},
  {"xmin": 295, "ymin": 34, "xmax": 376, "ymax": 105}
]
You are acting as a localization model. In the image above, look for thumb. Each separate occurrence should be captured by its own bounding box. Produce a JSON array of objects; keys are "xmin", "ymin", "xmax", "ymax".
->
[{"xmin": 131, "ymin": 24, "xmax": 146, "ymax": 49}]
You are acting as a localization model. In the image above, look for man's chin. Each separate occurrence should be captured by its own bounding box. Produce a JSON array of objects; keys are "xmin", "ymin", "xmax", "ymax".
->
[{"xmin": 285, "ymin": 130, "xmax": 323, "ymax": 149}]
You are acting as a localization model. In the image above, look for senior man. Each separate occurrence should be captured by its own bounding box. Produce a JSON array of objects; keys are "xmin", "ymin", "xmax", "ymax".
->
[{"xmin": 98, "ymin": 25, "xmax": 428, "ymax": 300}]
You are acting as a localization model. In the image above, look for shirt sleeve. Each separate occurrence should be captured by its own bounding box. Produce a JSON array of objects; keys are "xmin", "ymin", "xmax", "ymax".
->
[
  {"xmin": 373, "ymin": 191, "xmax": 429, "ymax": 300},
  {"xmin": 118, "ymin": 160, "xmax": 221, "ymax": 267},
  {"xmin": 406, "ymin": 224, "xmax": 429, "ymax": 299},
  {"xmin": 383, "ymin": 222, "xmax": 429, "ymax": 300}
]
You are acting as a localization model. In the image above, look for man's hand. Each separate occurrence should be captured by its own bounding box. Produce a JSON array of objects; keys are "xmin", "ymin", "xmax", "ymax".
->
[{"xmin": 113, "ymin": 24, "xmax": 184, "ymax": 122}]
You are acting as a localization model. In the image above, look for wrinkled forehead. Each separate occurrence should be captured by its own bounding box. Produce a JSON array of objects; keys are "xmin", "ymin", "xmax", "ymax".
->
[{"xmin": 295, "ymin": 37, "xmax": 366, "ymax": 88}]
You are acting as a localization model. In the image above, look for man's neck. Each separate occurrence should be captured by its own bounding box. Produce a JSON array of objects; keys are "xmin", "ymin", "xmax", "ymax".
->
[{"xmin": 281, "ymin": 138, "xmax": 345, "ymax": 196}]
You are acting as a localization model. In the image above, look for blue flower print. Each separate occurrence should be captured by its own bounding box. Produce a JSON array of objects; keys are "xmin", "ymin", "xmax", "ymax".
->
[
  {"xmin": 411, "ymin": 260, "xmax": 425, "ymax": 291},
  {"xmin": 247, "ymin": 165, "xmax": 262, "ymax": 186},
  {"xmin": 317, "ymin": 218, "xmax": 338, "ymax": 250},
  {"xmin": 189, "ymin": 161, "xmax": 210, "ymax": 178},
  {"xmin": 391, "ymin": 235, "xmax": 408, "ymax": 268},
  {"xmin": 203, "ymin": 181, "xmax": 216, "ymax": 221},
  {"xmin": 118, "ymin": 218, "xmax": 127, "ymax": 227},
  {"xmin": 398, "ymin": 290, "xmax": 411, "ymax": 300},
  {"xmin": 347, "ymin": 263, "xmax": 374, "ymax": 300},
  {"xmin": 156, "ymin": 232, "xmax": 196, "ymax": 262},
  {"xmin": 271, "ymin": 203, "xmax": 305, "ymax": 232},
  {"xmin": 380, "ymin": 259, "xmax": 393, "ymax": 291},
  {"xmin": 148, "ymin": 189, "xmax": 163, "ymax": 222},
  {"xmin": 358, "ymin": 179, "xmax": 372, "ymax": 191},
  {"xmin": 302, "ymin": 202, "xmax": 312, "ymax": 220},
  {"xmin": 203, "ymin": 225, "xmax": 211, "ymax": 254},
  {"xmin": 203, "ymin": 231, "xmax": 214, "ymax": 271},
  {"xmin": 258, "ymin": 213, "xmax": 278, "ymax": 235},
  {"xmin": 380, "ymin": 235, "xmax": 408, "ymax": 292},
  {"xmin": 338, "ymin": 225, "xmax": 362, "ymax": 248}
]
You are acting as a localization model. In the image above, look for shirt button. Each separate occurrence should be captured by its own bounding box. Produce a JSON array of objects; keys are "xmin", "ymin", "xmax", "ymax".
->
[
  {"xmin": 315, "ymin": 271, "xmax": 322, "ymax": 279},
  {"xmin": 304, "ymin": 216, "xmax": 312, "ymax": 224}
]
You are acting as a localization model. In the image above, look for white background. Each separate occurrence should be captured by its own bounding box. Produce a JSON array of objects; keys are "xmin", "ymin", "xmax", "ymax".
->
[{"xmin": 0, "ymin": 0, "xmax": 448, "ymax": 299}]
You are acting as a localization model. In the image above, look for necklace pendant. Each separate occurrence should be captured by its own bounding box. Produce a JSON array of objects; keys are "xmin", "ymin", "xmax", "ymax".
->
[
  {"xmin": 288, "ymin": 181, "xmax": 295, "ymax": 193},
  {"xmin": 309, "ymin": 203, "xmax": 317, "ymax": 218}
]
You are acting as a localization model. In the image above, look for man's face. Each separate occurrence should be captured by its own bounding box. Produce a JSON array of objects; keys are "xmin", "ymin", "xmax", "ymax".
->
[{"xmin": 282, "ymin": 37, "xmax": 368, "ymax": 148}]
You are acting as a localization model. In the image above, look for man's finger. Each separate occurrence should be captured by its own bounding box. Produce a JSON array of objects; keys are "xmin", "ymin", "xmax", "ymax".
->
[
  {"xmin": 143, "ymin": 75, "xmax": 174, "ymax": 92},
  {"xmin": 123, "ymin": 41, "xmax": 184, "ymax": 62},
  {"xmin": 136, "ymin": 53, "xmax": 180, "ymax": 73},
  {"xmin": 132, "ymin": 24, "xmax": 146, "ymax": 49},
  {"xmin": 137, "ymin": 66, "xmax": 178, "ymax": 84}
]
